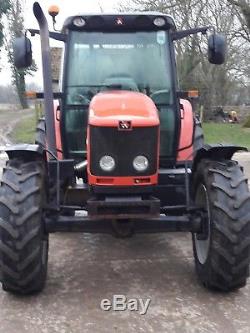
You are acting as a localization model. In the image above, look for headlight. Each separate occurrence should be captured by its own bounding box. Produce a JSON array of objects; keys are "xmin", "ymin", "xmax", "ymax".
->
[
  {"xmin": 99, "ymin": 155, "xmax": 115, "ymax": 172},
  {"xmin": 153, "ymin": 17, "xmax": 166, "ymax": 27},
  {"xmin": 73, "ymin": 17, "xmax": 86, "ymax": 27},
  {"xmin": 133, "ymin": 156, "xmax": 149, "ymax": 172}
]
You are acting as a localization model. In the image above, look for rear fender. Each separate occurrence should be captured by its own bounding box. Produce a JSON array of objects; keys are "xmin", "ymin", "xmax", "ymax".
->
[{"xmin": 192, "ymin": 144, "xmax": 247, "ymax": 173}]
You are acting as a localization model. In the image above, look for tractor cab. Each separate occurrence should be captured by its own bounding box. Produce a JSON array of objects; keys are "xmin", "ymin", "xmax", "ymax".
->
[{"xmin": 61, "ymin": 14, "xmax": 178, "ymax": 164}]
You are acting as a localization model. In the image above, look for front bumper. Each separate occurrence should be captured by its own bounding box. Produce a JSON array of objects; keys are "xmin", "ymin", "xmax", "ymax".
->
[
  {"xmin": 45, "ymin": 214, "xmax": 202, "ymax": 234},
  {"xmin": 87, "ymin": 195, "xmax": 160, "ymax": 219},
  {"xmin": 45, "ymin": 195, "xmax": 203, "ymax": 235}
]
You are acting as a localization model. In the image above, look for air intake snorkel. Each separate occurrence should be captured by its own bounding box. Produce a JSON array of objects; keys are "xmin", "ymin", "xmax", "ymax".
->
[{"xmin": 33, "ymin": 2, "xmax": 57, "ymax": 157}]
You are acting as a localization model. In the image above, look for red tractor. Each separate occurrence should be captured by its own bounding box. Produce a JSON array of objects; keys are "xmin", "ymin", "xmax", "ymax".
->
[{"xmin": 1, "ymin": 1, "xmax": 250, "ymax": 294}]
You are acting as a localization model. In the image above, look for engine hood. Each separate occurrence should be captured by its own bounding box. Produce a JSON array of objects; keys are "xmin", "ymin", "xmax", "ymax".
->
[{"xmin": 89, "ymin": 91, "xmax": 159, "ymax": 127}]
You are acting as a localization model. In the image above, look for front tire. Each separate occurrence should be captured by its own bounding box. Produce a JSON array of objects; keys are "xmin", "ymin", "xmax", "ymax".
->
[
  {"xmin": 192, "ymin": 159, "xmax": 250, "ymax": 291},
  {"xmin": 0, "ymin": 158, "xmax": 48, "ymax": 294},
  {"xmin": 35, "ymin": 117, "xmax": 46, "ymax": 148}
]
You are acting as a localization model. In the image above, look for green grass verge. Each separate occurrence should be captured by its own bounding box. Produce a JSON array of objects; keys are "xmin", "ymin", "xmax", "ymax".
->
[
  {"xmin": 10, "ymin": 117, "xmax": 250, "ymax": 149},
  {"xmin": 203, "ymin": 123, "xmax": 250, "ymax": 148},
  {"xmin": 10, "ymin": 113, "xmax": 36, "ymax": 144}
]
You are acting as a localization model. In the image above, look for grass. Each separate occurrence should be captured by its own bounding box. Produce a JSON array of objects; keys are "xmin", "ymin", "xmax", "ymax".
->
[
  {"xmin": 203, "ymin": 123, "xmax": 250, "ymax": 148},
  {"xmin": 10, "ymin": 116, "xmax": 250, "ymax": 149},
  {"xmin": 10, "ymin": 113, "xmax": 36, "ymax": 144}
]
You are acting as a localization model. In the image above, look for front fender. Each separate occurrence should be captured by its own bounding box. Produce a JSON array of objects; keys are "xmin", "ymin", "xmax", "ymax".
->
[
  {"xmin": 2, "ymin": 144, "xmax": 45, "ymax": 160},
  {"xmin": 192, "ymin": 144, "xmax": 248, "ymax": 172}
]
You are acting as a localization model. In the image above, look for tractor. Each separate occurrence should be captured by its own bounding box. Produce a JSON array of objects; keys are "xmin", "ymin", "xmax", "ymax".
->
[{"xmin": 0, "ymin": 1, "xmax": 250, "ymax": 294}]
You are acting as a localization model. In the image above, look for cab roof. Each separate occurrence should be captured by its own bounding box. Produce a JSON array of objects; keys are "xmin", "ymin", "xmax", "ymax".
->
[{"xmin": 63, "ymin": 12, "xmax": 176, "ymax": 32}]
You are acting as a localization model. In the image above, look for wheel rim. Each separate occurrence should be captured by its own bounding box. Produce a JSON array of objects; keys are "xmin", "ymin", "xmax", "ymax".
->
[{"xmin": 194, "ymin": 184, "xmax": 211, "ymax": 264}]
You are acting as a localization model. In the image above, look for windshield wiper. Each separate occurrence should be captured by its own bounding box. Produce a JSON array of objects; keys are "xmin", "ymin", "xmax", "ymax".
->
[{"xmin": 67, "ymin": 84, "xmax": 123, "ymax": 89}]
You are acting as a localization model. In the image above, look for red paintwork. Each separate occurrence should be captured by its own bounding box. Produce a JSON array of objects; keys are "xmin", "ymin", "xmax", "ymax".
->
[
  {"xmin": 52, "ymin": 93, "xmax": 194, "ymax": 186},
  {"xmin": 177, "ymin": 99, "xmax": 194, "ymax": 162},
  {"xmin": 88, "ymin": 173, "xmax": 158, "ymax": 186},
  {"xmin": 89, "ymin": 91, "xmax": 160, "ymax": 127},
  {"xmin": 87, "ymin": 91, "xmax": 160, "ymax": 186}
]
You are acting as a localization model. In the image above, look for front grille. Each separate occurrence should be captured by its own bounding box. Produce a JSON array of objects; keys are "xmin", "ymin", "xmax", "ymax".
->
[{"xmin": 89, "ymin": 125, "xmax": 158, "ymax": 177}]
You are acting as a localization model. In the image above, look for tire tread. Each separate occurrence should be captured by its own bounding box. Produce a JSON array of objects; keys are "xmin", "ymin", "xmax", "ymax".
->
[
  {"xmin": 0, "ymin": 158, "xmax": 48, "ymax": 294},
  {"xmin": 193, "ymin": 159, "xmax": 250, "ymax": 291}
]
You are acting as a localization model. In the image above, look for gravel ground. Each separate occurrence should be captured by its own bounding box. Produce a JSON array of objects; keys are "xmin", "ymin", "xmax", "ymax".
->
[{"xmin": 0, "ymin": 112, "xmax": 250, "ymax": 332}]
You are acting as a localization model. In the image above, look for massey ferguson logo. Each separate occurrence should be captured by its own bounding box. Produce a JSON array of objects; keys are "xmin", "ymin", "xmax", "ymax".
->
[
  {"xmin": 116, "ymin": 18, "xmax": 124, "ymax": 25},
  {"xmin": 119, "ymin": 121, "xmax": 132, "ymax": 130}
]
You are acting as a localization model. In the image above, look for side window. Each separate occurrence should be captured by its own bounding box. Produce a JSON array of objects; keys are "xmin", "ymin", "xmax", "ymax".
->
[
  {"xmin": 65, "ymin": 108, "xmax": 88, "ymax": 153},
  {"xmin": 158, "ymin": 107, "xmax": 175, "ymax": 157}
]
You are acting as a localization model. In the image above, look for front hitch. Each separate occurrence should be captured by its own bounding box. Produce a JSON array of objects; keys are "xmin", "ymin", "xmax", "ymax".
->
[{"xmin": 111, "ymin": 219, "xmax": 134, "ymax": 238}]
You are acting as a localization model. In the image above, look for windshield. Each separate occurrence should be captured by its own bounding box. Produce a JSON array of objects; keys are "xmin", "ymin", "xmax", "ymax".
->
[{"xmin": 65, "ymin": 31, "xmax": 173, "ymax": 105}]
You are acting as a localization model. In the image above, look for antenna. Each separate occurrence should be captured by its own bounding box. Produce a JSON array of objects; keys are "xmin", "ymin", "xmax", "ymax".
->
[{"xmin": 98, "ymin": 1, "xmax": 104, "ymax": 13}]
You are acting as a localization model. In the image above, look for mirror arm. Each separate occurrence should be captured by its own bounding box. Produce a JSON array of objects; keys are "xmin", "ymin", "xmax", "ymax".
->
[
  {"xmin": 171, "ymin": 26, "xmax": 213, "ymax": 41},
  {"xmin": 28, "ymin": 29, "xmax": 66, "ymax": 42},
  {"xmin": 36, "ymin": 92, "xmax": 64, "ymax": 99}
]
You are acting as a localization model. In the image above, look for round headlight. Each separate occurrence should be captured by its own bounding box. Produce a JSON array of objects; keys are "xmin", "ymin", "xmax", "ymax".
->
[
  {"xmin": 133, "ymin": 156, "xmax": 149, "ymax": 172},
  {"xmin": 153, "ymin": 17, "xmax": 166, "ymax": 27},
  {"xmin": 73, "ymin": 17, "xmax": 86, "ymax": 27},
  {"xmin": 99, "ymin": 155, "xmax": 115, "ymax": 172}
]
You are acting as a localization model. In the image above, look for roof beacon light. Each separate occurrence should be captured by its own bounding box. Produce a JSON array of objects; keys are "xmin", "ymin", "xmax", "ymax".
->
[
  {"xmin": 153, "ymin": 17, "xmax": 166, "ymax": 27},
  {"xmin": 73, "ymin": 17, "xmax": 86, "ymax": 27},
  {"xmin": 48, "ymin": 5, "xmax": 60, "ymax": 30},
  {"xmin": 48, "ymin": 5, "xmax": 60, "ymax": 20}
]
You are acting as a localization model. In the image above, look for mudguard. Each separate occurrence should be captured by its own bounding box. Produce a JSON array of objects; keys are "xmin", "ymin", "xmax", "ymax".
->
[
  {"xmin": 192, "ymin": 144, "xmax": 248, "ymax": 172},
  {"xmin": 3, "ymin": 144, "xmax": 44, "ymax": 159}
]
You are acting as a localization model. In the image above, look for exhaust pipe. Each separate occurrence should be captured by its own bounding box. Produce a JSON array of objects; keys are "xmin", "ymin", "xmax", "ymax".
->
[
  {"xmin": 74, "ymin": 160, "xmax": 88, "ymax": 177},
  {"xmin": 33, "ymin": 2, "xmax": 57, "ymax": 157}
]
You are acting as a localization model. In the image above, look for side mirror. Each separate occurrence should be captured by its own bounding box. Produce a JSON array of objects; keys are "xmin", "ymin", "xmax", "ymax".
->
[
  {"xmin": 208, "ymin": 33, "xmax": 226, "ymax": 65},
  {"xmin": 13, "ymin": 36, "xmax": 33, "ymax": 69}
]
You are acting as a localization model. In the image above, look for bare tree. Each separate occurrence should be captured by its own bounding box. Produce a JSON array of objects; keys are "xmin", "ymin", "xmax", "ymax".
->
[
  {"xmin": 227, "ymin": 0, "xmax": 250, "ymax": 40},
  {"xmin": 0, "ymin": 0, "xmax": 10, "ymax": 69},
  {"xmin": 6, "ymin": 0, "xmax": 36, "ymax": 109},
  {"xmin": 120, "ymin": 0, "xmax": 250, "ymax": 117},
  {"xmin": 227, "ymin": 0, "xmax": 250, "ymax": 29},
  {"xmin": 0, "ymin": 0, "xmax": 10, "ymax": 47}
]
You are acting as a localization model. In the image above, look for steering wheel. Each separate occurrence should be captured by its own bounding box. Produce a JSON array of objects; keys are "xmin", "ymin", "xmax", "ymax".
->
[
  {"xmin": 72, "ymin": 93, "xmax": 91, "ymax": 105},
  {"xmin": 102, "ymin": 74, "xmax": 139, "ymax": 92},
  {"xmin": 150, "ymin": 89, "xmax": 171, "ymax": 105}
]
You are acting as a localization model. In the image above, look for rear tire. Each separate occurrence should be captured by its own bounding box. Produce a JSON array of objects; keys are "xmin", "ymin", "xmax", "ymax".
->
[
  {"xmin": 192, "ymin": 159, "xmax": 250, "ymax": 291},
  {"xmin": 0, "ymin": 158, "xmax": 48, "ymax": 294}
]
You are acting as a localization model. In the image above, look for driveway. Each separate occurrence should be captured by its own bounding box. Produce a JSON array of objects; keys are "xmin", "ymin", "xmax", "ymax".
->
[{"xmin": 0, "ymin": 114, "xmax": 250, "ymax": 332}]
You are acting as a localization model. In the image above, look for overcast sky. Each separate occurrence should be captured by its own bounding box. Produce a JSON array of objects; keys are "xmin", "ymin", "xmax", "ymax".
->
[{"xmin": 0, "ymin": 0, "xmax": 122, "ymax": 86}]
